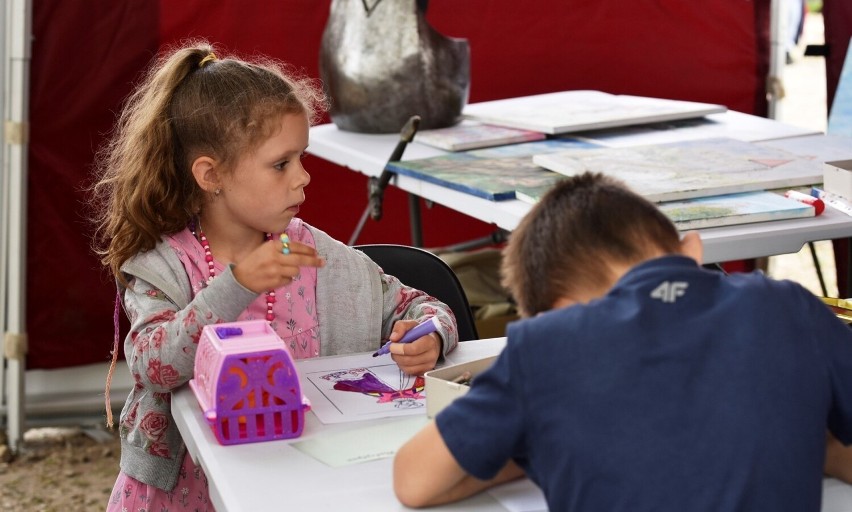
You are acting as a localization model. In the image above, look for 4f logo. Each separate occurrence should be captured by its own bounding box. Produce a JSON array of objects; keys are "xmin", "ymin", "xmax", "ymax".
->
[{"xmin": 650, "ymin": 281, "xmax": 688, "ymax": 303}]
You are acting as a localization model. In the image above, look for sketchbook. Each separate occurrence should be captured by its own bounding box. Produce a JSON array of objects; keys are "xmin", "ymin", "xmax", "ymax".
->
[
  {"xmin": 531, "ymin": 137, "xmax": 824, "ymax": 202},
  {"xmin": 462, "ymin": 90, "xmax": 727, "ymax": 135},
  {"xmin": 387, "ymin": 138, "xmax": 599, "ymax": 201},
  {"xmin": 414, "ymin": 120, "xmax": 546, "ymax": 151}
]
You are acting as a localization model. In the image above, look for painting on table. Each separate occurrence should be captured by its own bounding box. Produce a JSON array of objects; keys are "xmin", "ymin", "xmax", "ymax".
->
[
  {"xmin": 532, "ymin": 137, "xmax": 824, "ymax": 202},
  {"xmin": 658, "ymin": 191, "xmax": 815, "ymax": 229},
  {"xmin": 387, "ymin": 138, "xmax": 598, "ymax": 201}
]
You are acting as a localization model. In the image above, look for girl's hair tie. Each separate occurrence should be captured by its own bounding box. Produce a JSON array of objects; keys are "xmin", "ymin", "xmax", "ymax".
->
[{"xmin": 199, "ymin": 52, "xmax": 217, "ymax": 68}]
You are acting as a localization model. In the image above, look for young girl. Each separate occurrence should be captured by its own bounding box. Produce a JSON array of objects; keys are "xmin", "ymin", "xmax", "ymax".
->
[{"xmin": 92, "ymin": 41, "xmax": 458, "ymax": 511}]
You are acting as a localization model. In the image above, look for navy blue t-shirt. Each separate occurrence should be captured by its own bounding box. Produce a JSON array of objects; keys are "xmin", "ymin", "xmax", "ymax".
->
[{"xmin": 437, "ymin": 255, "xmax": 852, "ymax": 512}]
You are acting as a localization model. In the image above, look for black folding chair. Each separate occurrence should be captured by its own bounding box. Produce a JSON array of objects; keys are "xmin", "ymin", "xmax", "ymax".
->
[{"xmin": 355, "ymin": 244, "xmax": 479, "ymax": 341}]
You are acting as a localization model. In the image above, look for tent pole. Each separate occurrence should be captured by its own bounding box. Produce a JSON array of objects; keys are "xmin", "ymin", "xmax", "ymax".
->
[
  {"xmin": 3, "ymin": 0, "xmax": 33, "ymax": 452},
  {"xmin": 767, "ymin": 0, "xmax": 787, "ymax": 120},
  {"xmin": 0, "ymin": 0, "xmax": 8, "ymax": 435}
]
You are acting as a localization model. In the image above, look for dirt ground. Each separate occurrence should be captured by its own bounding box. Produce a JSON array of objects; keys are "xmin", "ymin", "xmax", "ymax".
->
[{"xmin": 0, "ymin": 426, "xmax": 121, "ymax": 512}]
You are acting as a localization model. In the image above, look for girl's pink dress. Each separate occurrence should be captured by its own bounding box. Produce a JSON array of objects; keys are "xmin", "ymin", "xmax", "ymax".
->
[{"xmin": 107, "ymin": 219, "xmax": 319, "ymax": 511}]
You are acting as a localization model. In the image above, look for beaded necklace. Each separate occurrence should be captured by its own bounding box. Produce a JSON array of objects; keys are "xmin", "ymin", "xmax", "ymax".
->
[{"xmin": 192, "ymin": 220, "xmax": 277, "ymax": 322}]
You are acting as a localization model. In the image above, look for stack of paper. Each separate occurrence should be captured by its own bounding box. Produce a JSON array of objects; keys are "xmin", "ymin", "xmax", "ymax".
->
[
  {"xmin": 414, "ymin": 120, "xmax": 545, "ymax": 151},
  {"xmin": 462, "ymin": 90, "xmax": 726, "ymax": 135}
]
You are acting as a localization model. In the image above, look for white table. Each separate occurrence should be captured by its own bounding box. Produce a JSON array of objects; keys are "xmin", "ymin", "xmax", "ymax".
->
[
  {"xmin": 307, "ymin": 112, "xmax": 852, "ymax": 265},
  {"xmin": 173, "ymin": 338, "xmax": 514, "ymax": 512},
  {"xmin": 173, "ymin": 337, "xmax": 852, "ymax": 512}
]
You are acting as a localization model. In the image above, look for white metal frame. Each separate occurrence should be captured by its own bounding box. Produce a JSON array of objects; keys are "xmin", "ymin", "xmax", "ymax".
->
[
  {"xmin": 0, "ymin": 0, "xmax": 8, "ymax": 444},
  {"xmin": 2, "ymin": 0, "xmax": 32, "ymax": 452},
  {"xmin": 767, "ymin": 0, "xmax": 798, "ymax": 121}
]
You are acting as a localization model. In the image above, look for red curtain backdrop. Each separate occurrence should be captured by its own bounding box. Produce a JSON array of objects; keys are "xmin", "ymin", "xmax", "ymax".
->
[{"xmin": 27, "ymin": 0, "xmax": 770, "ymax": 369}]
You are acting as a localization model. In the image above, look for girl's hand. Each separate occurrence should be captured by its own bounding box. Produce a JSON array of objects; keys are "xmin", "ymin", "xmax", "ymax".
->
[
  {"xmin": 386, "ymin": 319, "xmax": 442, "ymax": 376},
  {"xmin": 232, "ymin": 239, "xmax": 325, "ymax": 293}
]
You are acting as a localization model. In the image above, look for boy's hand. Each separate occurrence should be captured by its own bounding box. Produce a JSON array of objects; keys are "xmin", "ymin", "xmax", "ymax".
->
[
  {"xmin": 386, "ymin": 319, "xmax": 442, "ymax": 376},
  {"xmin": 233, "ymin": 239, "xmax": 325, "ymax": 293}
]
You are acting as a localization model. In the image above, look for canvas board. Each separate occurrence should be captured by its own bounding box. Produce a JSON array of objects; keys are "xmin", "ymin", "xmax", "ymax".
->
[
  {"xmin": 657, "ymin": 191, "xmax": 815, "ymax": 229},
  {"xmin": 462, "ymin": 90, "xmax": 726, "ymax": 135},
  {"xmin": 414, "ymin": 120, "xmax": 546, "ymax": 151},
  {"xmin": 386, "ymin": 138, "xmax": 598, "ymax": 201},
  {"xmin": 573, "ymin": 110, "xmax": 818, "ymax": 148},
  {"xmin": 532, "ymin": 137, "xmax": 824, "ymax": 202},
  {"xmin": 757, "ymin": 134, "xmax": 852, "ymax": 165}
]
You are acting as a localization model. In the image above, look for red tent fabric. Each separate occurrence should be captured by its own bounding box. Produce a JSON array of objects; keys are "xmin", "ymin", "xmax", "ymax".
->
[{"xmin": 27, "ymin": 0, "xmax": 770, "ymax": 368}]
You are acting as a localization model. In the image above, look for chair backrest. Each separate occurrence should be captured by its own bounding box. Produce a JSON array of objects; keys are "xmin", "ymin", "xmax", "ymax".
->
[{"xmin": 355, "ymin": 244, "xmax": 479, "ymax": 341}]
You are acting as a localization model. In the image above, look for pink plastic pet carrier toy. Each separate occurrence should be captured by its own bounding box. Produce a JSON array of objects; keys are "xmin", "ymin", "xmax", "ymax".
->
[{"xmin": 189, "ymin": 320, "xmax": 310, "ymax": 445}]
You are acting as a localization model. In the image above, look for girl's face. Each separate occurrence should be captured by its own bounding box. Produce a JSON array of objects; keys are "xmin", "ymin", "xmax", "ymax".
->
[{"xmin": 219, "ymin": 112, "xmax": 311, "ymax": 235}]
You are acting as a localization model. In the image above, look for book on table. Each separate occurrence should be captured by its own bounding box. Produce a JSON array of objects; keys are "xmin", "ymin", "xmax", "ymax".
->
[
  {"xmin": 516, "ymin": 187, "xmax": 815, "ymax": 230},
  {"xmin": 414, "ymin": 120, "xmax": 546, "ymax": 151},
  {"xmin": 461, "ymin": 90, "xmax": 727, "ymax": 135},
  {"xmin": 657, "ymin": 191, "xmax": 815, "ymax": 229},
  {"xmin": 531, "ymin": 137, "xmax": 824, "ymax": 202},
  {"xmin": 386, "ymin": 138, "xmax": 599, "ymax": 201}
]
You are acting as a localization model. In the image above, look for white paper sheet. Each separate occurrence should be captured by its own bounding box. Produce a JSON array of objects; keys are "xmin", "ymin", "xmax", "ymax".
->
[
  {"xmin": 487, "ymin": 478, "xmax": 548, "ymax": 512},
  {"xmin": 291, "ymin": 416, "xmax": 428, "ymax": 467}
]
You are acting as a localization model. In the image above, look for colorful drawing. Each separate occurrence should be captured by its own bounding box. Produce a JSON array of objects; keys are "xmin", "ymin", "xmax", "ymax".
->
[
  {"xmin": 321, "ymin": 368, "xmax": 425, "ymax": 407},
  {"xmin": 298, "ymin": 354, "xmax": 429, "ymax": 424}
]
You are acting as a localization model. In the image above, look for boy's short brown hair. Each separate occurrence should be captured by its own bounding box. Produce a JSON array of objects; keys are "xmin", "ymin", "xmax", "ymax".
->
[{"xmin": 501, "ymin": 172, "xmax": 681, "ymax": 317}]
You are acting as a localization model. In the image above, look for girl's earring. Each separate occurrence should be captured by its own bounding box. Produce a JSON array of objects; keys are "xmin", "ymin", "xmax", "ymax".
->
[{"xmin": 214, "ymin": 188, "xmax": 221, "ymax": 197}]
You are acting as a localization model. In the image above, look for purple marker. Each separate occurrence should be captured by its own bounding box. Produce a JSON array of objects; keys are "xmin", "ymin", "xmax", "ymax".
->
[
  {"xmin": 215, "ymin": 327, "xmax": 243, "ymax": 339},
  {"xmin": 372, "ymin": 316, "xmax": 441, "ymax": 357}
]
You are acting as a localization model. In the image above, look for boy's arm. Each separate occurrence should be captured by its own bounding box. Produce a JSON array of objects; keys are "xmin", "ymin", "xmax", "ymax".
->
[
  {"xmin": 393, "ymin": 421, "xmax": 524, "ymax": 508},
  {"xmin": 826, "ymin": 432, "xmax": 852, "ymax": 484}
]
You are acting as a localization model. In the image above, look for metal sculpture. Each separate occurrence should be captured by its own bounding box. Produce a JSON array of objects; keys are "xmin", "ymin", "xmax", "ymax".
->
[{"xmin": 319, "ymin": 0, "xmax": 470, "ymax": 133}]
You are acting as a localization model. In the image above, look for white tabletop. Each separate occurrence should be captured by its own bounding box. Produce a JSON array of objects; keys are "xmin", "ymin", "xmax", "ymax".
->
[
  {"xmin": 307, "ymin": 112, "xmax": 852, "ymax": 264},
  {"xmin": 172, "ymin": 338, "xmax": 514, "ymax": 512},
  {"xmin": 173, "ymin": 337, "xmax": 852, "ymax": 512}
]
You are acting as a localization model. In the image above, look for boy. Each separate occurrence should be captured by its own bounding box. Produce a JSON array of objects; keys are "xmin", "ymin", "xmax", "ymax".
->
[{"xmin": 394, "ymin": 172, "xmax": 852, "ymax": 511}]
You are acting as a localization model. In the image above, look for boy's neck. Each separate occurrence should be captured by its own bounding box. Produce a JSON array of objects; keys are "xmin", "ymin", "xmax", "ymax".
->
[{"xmin": 552, "ymin": 251, "xmax": 669, "ymax": 309}]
